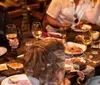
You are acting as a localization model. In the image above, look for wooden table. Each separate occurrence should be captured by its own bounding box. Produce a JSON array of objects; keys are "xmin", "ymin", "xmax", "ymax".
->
[{"xmin": 0, "ymin": 23, "xmax": 100, "ymax": 84}]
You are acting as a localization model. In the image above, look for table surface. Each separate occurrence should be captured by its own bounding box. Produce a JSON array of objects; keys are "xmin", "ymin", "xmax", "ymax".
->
[{"xmin": 0, "ymin": 23, "xmax": 100, "ymax": 85}]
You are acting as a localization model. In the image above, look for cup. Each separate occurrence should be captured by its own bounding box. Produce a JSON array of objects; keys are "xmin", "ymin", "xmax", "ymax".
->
[
  {"xmin": 31, "ymin": 22, "xmax": 42, "ymax": 40},
  {"xmin": 6, "ymin": 24, "xmax": 18, "ymax": 51},
  {"xmin": 91, "ymin": 31, "xmax": 99, "ymax": 40},
  {"xmin": 24, "ymin": 38, "xmax": 33, "ymax": 51}
]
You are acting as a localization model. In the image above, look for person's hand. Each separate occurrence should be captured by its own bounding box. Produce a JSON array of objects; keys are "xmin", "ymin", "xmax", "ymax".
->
[
  {"xmin": 9, "ymin": 38, "xmax": 19, "ymax": 49},
  {"xmin": 77, "ymin": 71, "xmax": 85, "ymax": 78},
  {"xmin": 60, "ymin": 78, "xmax": 71, "ymax": 85},
  {"xmin": 62, "ymin": 21, "xmax": 72, "ymax": 29}
]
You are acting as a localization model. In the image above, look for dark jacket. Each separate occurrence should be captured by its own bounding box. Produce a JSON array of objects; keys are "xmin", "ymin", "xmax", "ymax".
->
[{"xmin": 0, "ymin": 5, "xmax": 12, "ymax": 46}]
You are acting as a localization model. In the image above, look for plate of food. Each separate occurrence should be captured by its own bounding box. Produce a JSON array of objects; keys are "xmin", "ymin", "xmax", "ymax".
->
[
  {"xmin": 71, "ymin": 23, "xmax": 92, "ymax": 32},
  {"xmin": 1, "ymin": 74, "xmax": 40, "ymax": 85},
  {"xmin": 0, "ymin": 47, "xmax": 7, "ymax": 56},
  {"xmin": 64, "ymin": 42, "xmax": 87, "ymax": 55}
]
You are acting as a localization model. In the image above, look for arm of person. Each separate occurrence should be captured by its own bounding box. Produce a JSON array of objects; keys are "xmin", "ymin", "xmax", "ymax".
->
[
  {"xmin": 86, "ymin": 0, "xmax": 100, "ymax": 24},
  {"xmin": 47, "ymin": 15, "xmax": 71, "ymax": 28},
  {"xmin": 9, "ymin": 38, "xmax": 19, "ymax": 49}
]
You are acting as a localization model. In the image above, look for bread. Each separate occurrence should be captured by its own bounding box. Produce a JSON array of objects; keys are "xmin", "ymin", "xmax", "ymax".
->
[
  {"xmin": 0, "ymin": 64, "xmax": 8, "ymax": 71},
  {"xmin": 7, "ymin": 62, "xmax": 23, "ymax": 70}
]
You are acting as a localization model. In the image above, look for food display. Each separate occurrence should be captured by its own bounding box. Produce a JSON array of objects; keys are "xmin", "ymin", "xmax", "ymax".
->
[
  {"xmin": 7, "ymin": 62, "xmax": 23, "ymax": 70},
  {"xmin": 71, "ymin": 57, "xmax": 87, "ymax": 70}
]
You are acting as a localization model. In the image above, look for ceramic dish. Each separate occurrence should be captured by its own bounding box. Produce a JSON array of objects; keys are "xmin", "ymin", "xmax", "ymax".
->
[
  {"xmin": 1, "ymin": 74, "xmax": 40, "ymax": 85},
  {"xmin": 71, "ymin": 24, "xmax": 91, "ymax": 32},
  {"xmin": 64, "ymin": 42, "xmax": 87, "ymax": 55}
]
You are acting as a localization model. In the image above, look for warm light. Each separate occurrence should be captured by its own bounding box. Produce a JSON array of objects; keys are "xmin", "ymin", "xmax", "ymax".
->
[{"xmin": 38, "ymin": 31, "xmax": 42, "ymax": 34}]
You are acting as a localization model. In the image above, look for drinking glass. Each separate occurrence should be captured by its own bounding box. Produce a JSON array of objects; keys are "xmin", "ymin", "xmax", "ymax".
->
[
  {"xmin": 24, "ymin": 38, "xmax": 33, "ymax": 52},
  {"xmin": 60, "ymin": 27, "xmax": 67, "ymax": 43},
  {"xmin": 31, "ymin": 22, "xmax": 42, "ymax": 40},
  {"xmin": 6, "ymin": 24, "xmax": 17, "ymax": 51}
]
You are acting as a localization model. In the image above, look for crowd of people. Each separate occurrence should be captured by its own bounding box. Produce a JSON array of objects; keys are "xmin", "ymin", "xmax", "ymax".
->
[
  {"xmin": 24, "ymin": 38, "xmax": 70, "ymax": 85},
  {"xmin": 0, "ymin": 0, "xmax": 99, "ymax": 85},
  {"xmin": 23, "ymin": 38, "xmax": 95, "ymax": 85}
]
